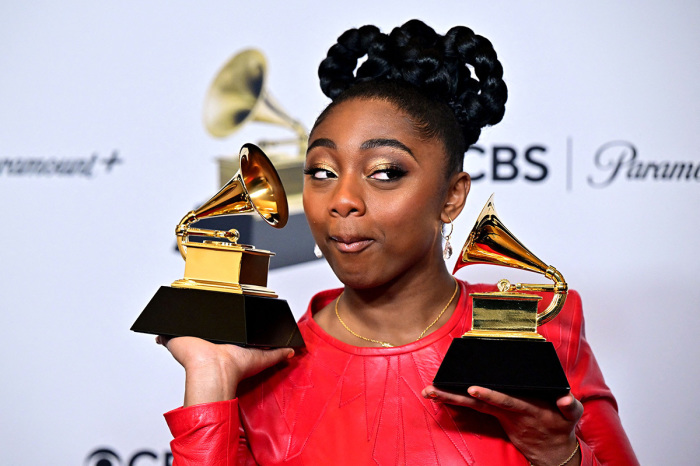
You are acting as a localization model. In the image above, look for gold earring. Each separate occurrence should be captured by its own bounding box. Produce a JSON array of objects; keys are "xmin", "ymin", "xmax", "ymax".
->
[{"xmin": 441, "ymin": 214, "xmax": 454, "ymax": 260}]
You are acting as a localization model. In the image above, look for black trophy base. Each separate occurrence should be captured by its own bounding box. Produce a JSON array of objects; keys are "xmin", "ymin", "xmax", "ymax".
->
[
  {"xmin": 131, "ymin": 286, "xmax": 304, "ymax": 348},
  {"xmin": 433, "ymin": 337, "xmax": 569, "ymax": 399}
]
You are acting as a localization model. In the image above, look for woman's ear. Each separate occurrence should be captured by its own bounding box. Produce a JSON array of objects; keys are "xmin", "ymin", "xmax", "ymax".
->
[{"xmin": 441, "ymin": 172, "xmax": 470, "ymax": 223}]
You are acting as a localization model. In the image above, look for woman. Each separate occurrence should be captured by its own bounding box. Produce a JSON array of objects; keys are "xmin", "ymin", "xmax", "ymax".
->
[{"xmin": 159, "ymin": 20, "xmax": 638, "ymax": 465}]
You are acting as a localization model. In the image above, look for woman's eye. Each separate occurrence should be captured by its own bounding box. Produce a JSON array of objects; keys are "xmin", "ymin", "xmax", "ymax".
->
[
  {"xmin": 303, "ymin": 167, "xmax": 336, "ymax": 179},
  {"xmin": 369, "ymin": 167, "xmax": 407, "ymax": 181}
]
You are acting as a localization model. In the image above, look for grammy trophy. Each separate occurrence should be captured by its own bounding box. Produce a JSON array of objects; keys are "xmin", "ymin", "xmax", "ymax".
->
[
  {"xmin": 131, "ymin": 144, "xmax": 303, "ymax": 348},
  {"xmin": 204, "ymin": 48, "xmax": 307, "ymax": 194},
  {"xmin": 433, "ymin": 195, "xmax": 569, "ymax": 398}
]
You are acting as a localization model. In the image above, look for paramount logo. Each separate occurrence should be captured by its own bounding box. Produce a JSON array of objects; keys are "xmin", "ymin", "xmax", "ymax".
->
[
  {"xmin": 587, "ymin": 141, "xmax": 700, "ymax": 187},
  {"xmin": 0, "ymin": 150, "xmax": 122, "ymax": 178}
]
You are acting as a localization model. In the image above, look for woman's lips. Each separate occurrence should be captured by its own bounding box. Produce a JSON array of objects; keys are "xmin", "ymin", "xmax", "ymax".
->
[{"xmin": 330, "ymin": 236, "xmax": 374, "ymax": 253}]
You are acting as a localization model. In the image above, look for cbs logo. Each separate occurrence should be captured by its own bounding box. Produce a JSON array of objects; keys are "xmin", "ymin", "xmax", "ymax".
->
[
  {"xmin": 85, "ymin": 447, "xmax": 173, "ymax": 466},
  {"xmin": 467, "ymin": 144, "xmax": 549, "ymax": 182}
]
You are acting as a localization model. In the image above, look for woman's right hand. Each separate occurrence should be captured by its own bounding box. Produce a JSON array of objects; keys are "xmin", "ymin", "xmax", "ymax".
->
[{"xmin": 156, "ymin": 335, "xmax": 294, "ymax": 407}]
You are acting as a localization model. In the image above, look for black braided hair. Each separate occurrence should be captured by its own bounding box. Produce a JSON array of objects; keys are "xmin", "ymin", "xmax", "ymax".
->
[{"xmin": 315, "ymin": 19, "xmax": 508, "ymax": 176}]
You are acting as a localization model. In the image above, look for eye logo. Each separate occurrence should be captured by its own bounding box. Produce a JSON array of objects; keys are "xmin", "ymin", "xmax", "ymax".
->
[
  {"xmin": 85, "ymin": 447, "xmax": 172, "ymax": 466},
  {"xmin": 85, "ymin": 448, "xmax": 122, "ymax": 466}
]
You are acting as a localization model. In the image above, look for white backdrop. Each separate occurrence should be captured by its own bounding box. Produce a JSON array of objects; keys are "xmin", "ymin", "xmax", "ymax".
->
[{"xmin": 1, "ymin": 1, "xmax": 698, "ymax": 464}]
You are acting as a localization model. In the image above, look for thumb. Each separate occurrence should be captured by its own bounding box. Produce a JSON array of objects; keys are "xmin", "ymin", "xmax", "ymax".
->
[
  {"xmin": 264, "ymin": 347, "xmax": 296, "ymax": 365},
  {"xmin": 556, "ymin": 392, "xmax": 583, "ymax": 422},
  {"xmin": 243, "ymin": 347, "xmax": 295, "ymax": 378}
]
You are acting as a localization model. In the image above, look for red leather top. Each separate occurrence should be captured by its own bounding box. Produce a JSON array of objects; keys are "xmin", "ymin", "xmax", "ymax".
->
[{"xmin": 165, "ymin": 281, "xmax": 638, "ymax": 465}]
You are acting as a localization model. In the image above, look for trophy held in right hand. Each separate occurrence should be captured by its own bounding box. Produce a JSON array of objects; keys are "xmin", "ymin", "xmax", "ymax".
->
[
  {"xmin": 131, "ymin": 143, "xmax": 303, "ymax": 349},
  {"xmin": 433, "ymin": 195, "xmax": 570, "ymax": 399}
]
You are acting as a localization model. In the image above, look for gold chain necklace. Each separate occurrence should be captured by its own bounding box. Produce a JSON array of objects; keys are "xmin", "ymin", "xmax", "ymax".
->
[{"xmin": 334, "ymin": 278, "xmax": 459, "ymax": 348}]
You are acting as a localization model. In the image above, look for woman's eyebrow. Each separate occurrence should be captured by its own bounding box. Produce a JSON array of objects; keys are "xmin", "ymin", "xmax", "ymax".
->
[
  {"xmin": 306, "ymin": 137, "xmax": 415, "ymax": 160},
  {"xmin": 360, "ymin": 138, "xmax": 415, "ymax": 159},
  {"xmin": 307, "ymin": 138, "xmax": 336, "ymax": 153}
]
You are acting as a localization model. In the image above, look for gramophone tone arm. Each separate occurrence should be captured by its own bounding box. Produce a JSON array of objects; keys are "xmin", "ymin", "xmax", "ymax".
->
[
  {"xmin": 175, "ymin": 211, "xmax": 241, "ymax": 260},
  {"xmin": 184, "ymin": 227, "xmax": 241, "ymax": 243},
  {"xmin": 176, "ymin": 225, "xmax": 241, "ymax": 260},
  {"xmin": 257, "ymin": 125, "xmax": 308, "ymax": 157},
  {"xmin": 508, "ymin": 283, "xmax": 559, "ymax": 292},
  {"xmin": 498, "ymin": 266, "xmax": 568, "ymax": 326}
]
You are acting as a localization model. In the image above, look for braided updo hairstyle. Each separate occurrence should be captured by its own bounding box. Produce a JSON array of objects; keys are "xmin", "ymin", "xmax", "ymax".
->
[{"xmin": 315, "ymin": 19, "xmax": 508, "ymax": 176}]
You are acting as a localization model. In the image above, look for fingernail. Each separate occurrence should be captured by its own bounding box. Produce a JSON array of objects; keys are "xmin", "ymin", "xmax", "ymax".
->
[
  {"xmin": 468, "ymin": 388, "xmax": 480, "ymax": 398},
  {"xmin": 287, "ymin": 349, "xmax": 295, "ymax": 359},
  {"xmin": 426, "ymin": 391, "xmax": 438, "ymax": 399}
]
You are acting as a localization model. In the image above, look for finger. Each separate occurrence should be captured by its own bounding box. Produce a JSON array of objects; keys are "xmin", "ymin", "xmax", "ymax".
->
[
  {"xmin": 272, "ymin": 347, "xmax": 296, "ymax": 361},
  {"xmin": 556, "ymin": 393, "xmax": 584, "ymax": 422},
  {"xmin": 247, "ymin": 347, "xmax": 295, "ymax": 374},
  {"xmin": 465, "ymin": 386, "xmax": 534, "ymax": 414},
  {"xmin": 257, "ymin": 347, "xmax": 295, "ymax": 360},
  {"xmin": 155, "ymin": 335, "xmax": 172, "ymax": 347},
  {"xmin": 421, "ymin": 385, "xmax": 495, "ymax": 414}
]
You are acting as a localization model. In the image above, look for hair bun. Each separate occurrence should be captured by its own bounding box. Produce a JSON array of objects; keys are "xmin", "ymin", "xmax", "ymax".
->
[
  {"xmin": 319, "ymin": 25, "xmax": 382, "ymax": 99},
  {"xmin": 318, "ymin": 20, "xmax": 508, "ymax": 146}
]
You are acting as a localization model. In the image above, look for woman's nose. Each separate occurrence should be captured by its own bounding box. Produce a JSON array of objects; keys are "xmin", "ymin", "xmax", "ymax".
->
[{"xmin": 329, "ymin": 176, "xmax": 365, "ymax": 217}]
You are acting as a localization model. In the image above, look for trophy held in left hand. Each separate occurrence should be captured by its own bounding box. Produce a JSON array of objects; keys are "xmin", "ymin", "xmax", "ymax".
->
[
  {"xmin": 131, "ymin": 143, "xmax": 304, "ymax": 348},
  {"xmin": 433, "ymin": 195, "xmax": 569, "ymax": 399}
]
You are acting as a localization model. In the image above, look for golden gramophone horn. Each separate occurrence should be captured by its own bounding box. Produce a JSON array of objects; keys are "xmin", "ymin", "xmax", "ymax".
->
[
  {"xmin": 203, "ymin": 49, "xmax": 307, "ymax": 155},
  {"xmin": 175, "ymin": 143, "xmax": 288, "ymax": 259},
  {"xmin": 453, "ymin": 194, "xmax": 568, "ymax": 325}
]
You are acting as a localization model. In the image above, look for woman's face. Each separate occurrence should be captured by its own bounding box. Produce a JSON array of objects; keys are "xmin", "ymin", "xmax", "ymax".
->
[{"xmin": 303, "ymin": 97, "xmax": 460, "ymax": 289}]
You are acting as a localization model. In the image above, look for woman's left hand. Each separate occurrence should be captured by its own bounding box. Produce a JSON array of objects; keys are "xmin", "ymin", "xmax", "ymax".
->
[{"xmin": 421, "ymin": 385, "xmax": 582, "ymax": 466}]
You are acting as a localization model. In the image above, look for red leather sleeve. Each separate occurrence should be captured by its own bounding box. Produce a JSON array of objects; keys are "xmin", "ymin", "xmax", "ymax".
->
[
  {"xmin": 165, "ymin": 399, "xmax": 253, "ymax": 466},
  {"xmin": 550, "ymin": 291, "xmax": 639, "ymax": 466}
]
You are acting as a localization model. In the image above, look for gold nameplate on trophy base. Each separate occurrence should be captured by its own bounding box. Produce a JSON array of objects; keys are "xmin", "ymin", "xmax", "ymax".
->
[
  {"xmin": 465, "ymin": 292, "xmax": 545, "ymax": 340},
  {"xmin": 171, "ymin": 241, "xmax": 277, "ymax": 297}
]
